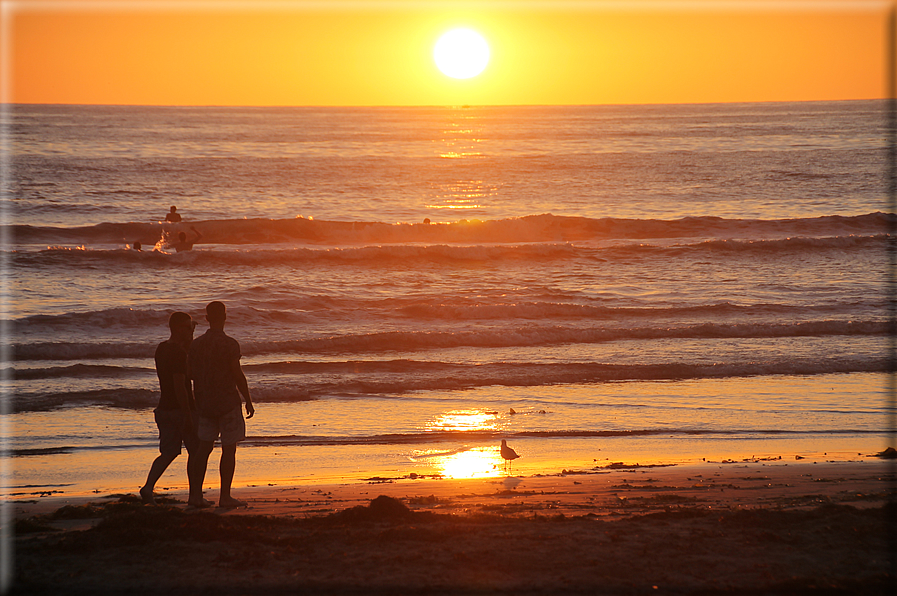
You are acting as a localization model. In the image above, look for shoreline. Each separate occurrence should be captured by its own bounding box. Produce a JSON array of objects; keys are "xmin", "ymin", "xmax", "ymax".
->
[{"xmin": 10, "ymin": 458, "xmax": 895, "ymax": 524}]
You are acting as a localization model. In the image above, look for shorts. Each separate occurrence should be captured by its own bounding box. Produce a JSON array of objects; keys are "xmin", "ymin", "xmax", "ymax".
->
[
  {"xmin": 154, "ymin": 408, "xmax": 199, "ymax": 457},
  {"xmin": 197, "ymin": 407, "xmax": 246, "ymax": 445}
]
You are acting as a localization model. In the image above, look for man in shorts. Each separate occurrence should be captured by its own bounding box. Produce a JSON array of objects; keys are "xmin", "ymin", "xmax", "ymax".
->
[
  {"xmin": 141, "ymin": 312, "xmax": 208, "ymax": 507},
  {"xmin": 189, "ymin": 301, "xmax": 255, "ymax": 508}
]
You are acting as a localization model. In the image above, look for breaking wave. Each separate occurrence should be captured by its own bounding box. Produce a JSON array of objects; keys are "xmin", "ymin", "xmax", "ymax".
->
[
  {"xmin": 11, "ymin": 356, "xmax": 887, "ymax": 412},
  {"xmin": 9, "ymin": 212, "xmax": 893, "ymax": 247}
]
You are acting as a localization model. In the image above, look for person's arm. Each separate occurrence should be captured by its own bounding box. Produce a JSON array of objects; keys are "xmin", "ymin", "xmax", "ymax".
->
[
  {"xmin": 172, "ymin": 372, "xmax": 195, "ymax": 426},
  {"xmin": 229, "ymin": 358, "xmax": 254, "ymax": 418},
  {"xmin": 191, "ymin": 226, "xmax": 202, "ymax": 242}
]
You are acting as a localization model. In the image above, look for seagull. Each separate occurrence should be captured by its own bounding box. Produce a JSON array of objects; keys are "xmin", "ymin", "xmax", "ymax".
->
[{"xmin": 500, "ymin": 439, "xmax": 520, "ymax": 474}]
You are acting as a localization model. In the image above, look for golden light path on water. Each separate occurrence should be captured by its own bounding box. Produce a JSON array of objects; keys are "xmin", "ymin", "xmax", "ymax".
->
[
  {"xmin": 412, "ymin": 409, "xmax": 510, "ymax": 479},
  {"xmin": 425, "ymin": 115, "xmax": 494, "ymax": 211}
]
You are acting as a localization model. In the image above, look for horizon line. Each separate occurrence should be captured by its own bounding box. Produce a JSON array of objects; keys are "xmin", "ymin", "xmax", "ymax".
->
[{"xmin": 2, "ymin": 97, "xmax": 884, "ymax": 110}]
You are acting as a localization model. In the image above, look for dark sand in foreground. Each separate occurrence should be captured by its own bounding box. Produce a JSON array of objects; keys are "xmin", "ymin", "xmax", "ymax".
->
[{"xmin": 8, "ymin": 460, "xmax": 897, "ymax": 595}]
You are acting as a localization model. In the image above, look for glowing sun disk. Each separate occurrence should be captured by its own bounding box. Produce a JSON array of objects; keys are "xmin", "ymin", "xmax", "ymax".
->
[{"xmin": 434, "ymin": 28, "xmax": 490, "ymax": 79}]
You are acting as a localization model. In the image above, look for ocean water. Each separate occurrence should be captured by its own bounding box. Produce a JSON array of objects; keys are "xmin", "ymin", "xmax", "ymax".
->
[{"xmin": 3, "ymin": 101, "xmax": 891, "ymax": 496}]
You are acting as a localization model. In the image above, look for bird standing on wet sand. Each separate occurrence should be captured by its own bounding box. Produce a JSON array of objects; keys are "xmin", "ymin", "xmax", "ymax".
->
[{"xmin": 500, "ymin": 439, "xmax": 520, "ymax": 474}]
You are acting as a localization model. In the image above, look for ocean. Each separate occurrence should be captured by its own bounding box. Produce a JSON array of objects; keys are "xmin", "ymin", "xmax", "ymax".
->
[{"xmin": 3, "ymin": 100, "xmax": 891, "ymax": 497}]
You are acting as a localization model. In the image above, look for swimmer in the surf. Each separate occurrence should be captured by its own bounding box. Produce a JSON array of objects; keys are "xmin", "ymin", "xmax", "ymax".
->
[
  {"xmin": 165, "ymin": 206, "xmax": 182, "ymax": 223},
  {"xmin": 132, "ymin": 241, "xmax": 143, "ymax": 251},
  {"xmin": 170, "ymin": 226, "xmax": 202, "ymax": 252}
]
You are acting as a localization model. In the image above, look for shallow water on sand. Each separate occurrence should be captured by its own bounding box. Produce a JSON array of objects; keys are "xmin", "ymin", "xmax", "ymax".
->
[{"xmin": 4, "ymin": 373, "xmax": 887, "ymax": 498}]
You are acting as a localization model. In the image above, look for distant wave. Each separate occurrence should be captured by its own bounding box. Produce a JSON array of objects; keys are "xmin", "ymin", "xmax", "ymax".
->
[
  {"xmin": 9, "ymin": 212, "xmax": 893, "ymax": 247},
  {"xmin": 198, "ymin": 319, "xmax": 894, "ymax": 354},
  {"xmin": 13, "ymin": 307, "xmax": 186, "ymax": 330},
  {"xmin": 391, "ymin": 301, "xmax": 879, "ymax": 322},
  {"xmin": 12, "ymin": 319, "xmax": 888, "ymax": 361},
  {"xmin": 13, "ymin": 388, "xmax": 158, "ymax": 412},
  {"xmin": 604, "ymin": 233, "xmax": 890, "ymax": 257},
  {"xmin": 9, "ymin": 363, "xmax": 151, "ymax": 380},
  {"xmin": 11, "ymin": 357, "xmax": 887, "ymax": 412},
  {"xmin": 11, "ymin": 304, "xmax": 325, "ymax": 330},
  {"xmin": 10, "ymin": 233, "xmax": 889, "ymax": 269},
  {"xmin": 10, "ymin": 295, "xmax": 885, "ymax": 333}
]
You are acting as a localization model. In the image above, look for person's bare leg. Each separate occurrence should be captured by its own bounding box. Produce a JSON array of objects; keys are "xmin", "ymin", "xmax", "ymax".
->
[
  {"xmin": 218, "ymin": 443, "xmax": 245, "ymax": 507},
  {"xmin": 186, "ymin": 452, "xmax": 205, "ymax": 505},
  {"xmin": 141, "ymin": 452, "xmax": 178, "ymax": 504},
  {"xmin": 188, "ymin": 440, "xmax": 214, "ymax": 507}
]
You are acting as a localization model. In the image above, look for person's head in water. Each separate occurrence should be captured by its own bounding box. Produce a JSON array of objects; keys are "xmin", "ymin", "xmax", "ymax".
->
[
  {"xmin": 206, "ymin": 301, "xmax": 226, "ymax": 329},
  {"xmin": 170, "ymin": 206, "xmax": 178, "ymax": 215},
  {"xmin": 133, "ymin": 241, "xmax": 142, "ymax": 251},
  {"xmin": 178, "ymin": 232, "xmax": 187, "ymax": 242},
  {"xmin": 168, "ymin": 311, "xmax": 195, "ymax": 345}
]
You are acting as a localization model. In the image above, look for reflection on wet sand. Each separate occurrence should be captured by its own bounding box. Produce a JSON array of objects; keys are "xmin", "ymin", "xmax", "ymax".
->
[
  {"xmin": 412, "ymin": 409, "xmax": 508, "ymax": 478},
  {"xmin": 436, "ymin": 447, "xmax": 503, "ymax": 479}
]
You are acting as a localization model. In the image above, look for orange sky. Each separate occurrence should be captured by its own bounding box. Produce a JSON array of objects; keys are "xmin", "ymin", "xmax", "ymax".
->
[{"xmin": 3, "ymin": 1, "xmax": 892, "ymax": 106}]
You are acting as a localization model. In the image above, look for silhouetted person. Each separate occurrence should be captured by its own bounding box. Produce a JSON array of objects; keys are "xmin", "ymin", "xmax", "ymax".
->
[
  {"xmin": 141, "ymin": 312, "xmax": 209, "ymax": 507},
  {"xmin": 171, "ymin": 226, "xmax": 202, "ymax": 252},
  {"xmin": 133, "ymin": 241, "xmax": 142, "ymax": 251},
  {"xmin": 165, "ymin": 206, "xmax": 182, "ymax": 223},
  {"xmin": 189, "ymin": 301, "xmax": 255, "ymax": 508}
]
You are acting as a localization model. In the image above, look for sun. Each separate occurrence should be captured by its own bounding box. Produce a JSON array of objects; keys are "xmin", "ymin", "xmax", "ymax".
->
[{"xmin": 433, "ymin": 28, "xmax": 490, "ymax": 79}]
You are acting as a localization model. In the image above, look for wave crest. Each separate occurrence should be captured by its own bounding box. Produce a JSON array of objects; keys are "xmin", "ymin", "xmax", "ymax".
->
[{"xmin": 10, "ymin": 212, "xmax": 893, "ymax": 247}]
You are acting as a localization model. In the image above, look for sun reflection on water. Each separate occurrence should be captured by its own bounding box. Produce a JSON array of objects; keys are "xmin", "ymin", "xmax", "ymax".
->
[
  {"xmin": 426, "ymin": 409, "xmax": 500, "ymax": 432},
  {"xmin": 439, "ymin": 447, "xmax": 502, "ymax": 479},
  {"xmin": 426, "ymin": 180, "xmax": 497, "ymax": 211},
  {"xmin": 415, "ymin": 409, "xmax": 507, "ymax": 479},
  {"xmin": 411, "ymin": 446, "xmax": 504, "ymax": 479}
]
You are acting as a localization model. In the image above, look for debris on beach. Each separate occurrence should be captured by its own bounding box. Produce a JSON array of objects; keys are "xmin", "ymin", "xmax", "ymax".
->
[
  {"xmin": 330, "ymin": 495, "xmax": 415, "ymax": 523},
  {"xmin": 872, "ymin": 447, "xmax": 897, "ymax": 459},
  {"xmin": 14, "ymin": 518, "xmax": 60, "ymax": 534},
  {"xmin": 597, "ymin": 462, "xmax": 677, "ymax": 470}
]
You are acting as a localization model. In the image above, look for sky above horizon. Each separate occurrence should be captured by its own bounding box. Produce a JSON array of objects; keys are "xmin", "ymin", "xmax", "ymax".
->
[{"xmin": 3, "ymin": 0, "xmax": 893, "ymax": 106}]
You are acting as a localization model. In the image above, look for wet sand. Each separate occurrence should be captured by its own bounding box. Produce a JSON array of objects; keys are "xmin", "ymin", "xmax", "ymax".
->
[{"xmin": 8, "ymin": 459, "xmax": 897, "ymax": 595}]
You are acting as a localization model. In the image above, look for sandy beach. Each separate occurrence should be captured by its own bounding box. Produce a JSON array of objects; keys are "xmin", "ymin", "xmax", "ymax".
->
[{"xmin": 9, "ymin": 458, "xmax": 896, "ymax": 595}]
